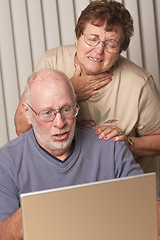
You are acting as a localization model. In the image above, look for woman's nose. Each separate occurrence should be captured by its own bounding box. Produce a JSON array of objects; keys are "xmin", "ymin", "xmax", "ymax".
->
[{"xmin": 94, "ymin": 41, "xmax": 105, "ymax": 54}]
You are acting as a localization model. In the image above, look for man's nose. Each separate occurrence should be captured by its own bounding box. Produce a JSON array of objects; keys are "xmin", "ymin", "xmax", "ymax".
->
[{"xmin": 52, "ymin": 112, "xmax": 66, "ymax": 128}]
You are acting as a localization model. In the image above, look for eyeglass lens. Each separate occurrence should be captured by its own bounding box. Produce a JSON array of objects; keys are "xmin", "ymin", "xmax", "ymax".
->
[
  {"xmin": 39, "ymin": 105, "xmax": 79, "ymax": 121},
  {"xmin": 84, "ymin": 34, "xmax": 119, "ymax": 53}
]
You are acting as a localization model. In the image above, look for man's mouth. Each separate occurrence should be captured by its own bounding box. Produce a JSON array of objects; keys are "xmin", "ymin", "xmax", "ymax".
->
[
  {"xmin": 55, "ymin": 133, "xmax": 66, "ymax": 136},
  {"xmin": 52, "ymin": 131, "xmax": 69, "ymax": 140},
  {"xmin": 88, "ymin": 56, "xmax": 103, "ymax": 63}
]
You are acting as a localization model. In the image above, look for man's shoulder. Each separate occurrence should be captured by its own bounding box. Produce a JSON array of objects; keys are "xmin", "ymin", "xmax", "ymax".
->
[
  {"xmin": 75, "ymin": 126, "xmax": 96, "ymax": 136},
  {"xmin": 75, "ymin": 126, "xmax": 126, "ymax": 151},
  {"xmin": 75, "ymin": 126, "xmax": 113, "ymax": 144},
  {"xmin": 0, "ymin": 130, "xmax": 32, "ymax": 154}
]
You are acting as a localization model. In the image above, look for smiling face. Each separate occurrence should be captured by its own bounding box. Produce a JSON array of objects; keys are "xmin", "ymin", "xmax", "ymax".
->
[{"xmin": 75, "ymin": 22, "xmax": 124, "ymax": 75}]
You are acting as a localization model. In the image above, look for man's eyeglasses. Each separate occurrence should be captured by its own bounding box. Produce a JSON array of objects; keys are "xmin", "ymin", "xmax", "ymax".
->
[
  {"xmin": 83, "ymin": 34, "xmax": 120, "ymax": 54},
  {"xmin": 27, "ymin": 104, "xmax": 80, "ymax": 122}
]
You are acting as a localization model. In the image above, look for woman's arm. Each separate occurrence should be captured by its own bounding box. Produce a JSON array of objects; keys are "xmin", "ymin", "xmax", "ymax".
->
[
  {"xmin": 14, "ymin": 92, "xmax": 32, "ymax": 136},
  {"xmin": 128, "ymin": 128, "xmax": 160, "ymax": 157}
]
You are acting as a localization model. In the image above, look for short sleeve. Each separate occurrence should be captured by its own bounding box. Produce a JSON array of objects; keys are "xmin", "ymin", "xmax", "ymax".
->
[
  {"xmin": 0, "ymin": 153, "xmax": 19, "ymax": 220},
  {"xmin": 137, "ymin": 76, "xmax": 160, "ymax": 135}
]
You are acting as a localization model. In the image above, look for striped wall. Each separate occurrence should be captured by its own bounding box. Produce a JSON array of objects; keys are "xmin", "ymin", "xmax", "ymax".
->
[{"xmin": 0, "ymin": 0, "xmax": 160, "ymax": 146}]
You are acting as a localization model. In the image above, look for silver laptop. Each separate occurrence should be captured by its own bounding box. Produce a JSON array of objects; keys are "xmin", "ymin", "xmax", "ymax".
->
[{"xmin": 20, "ymin": 173, "xmax": 158, "ymax": 240}]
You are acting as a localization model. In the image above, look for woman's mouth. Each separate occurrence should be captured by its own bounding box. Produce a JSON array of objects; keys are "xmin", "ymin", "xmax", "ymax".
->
[{"xmin": 88, "ymin": 56, "xmax": 103, "ymax": 63}]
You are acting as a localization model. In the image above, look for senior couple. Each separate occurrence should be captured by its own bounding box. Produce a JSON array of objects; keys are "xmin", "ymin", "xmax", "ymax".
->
[
  {"xmin": 0, "ymin": 1, "xmax": 160, "ymax": 239},
  {"xmin": 15, "ymin": 1, "xmax": 160, "ymax": 175}
]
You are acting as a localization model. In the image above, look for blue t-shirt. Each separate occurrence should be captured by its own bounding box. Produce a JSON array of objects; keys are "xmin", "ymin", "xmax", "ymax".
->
[{"xmin": 0, "ymin": 127, "xmax": 143, "ymax": 220}]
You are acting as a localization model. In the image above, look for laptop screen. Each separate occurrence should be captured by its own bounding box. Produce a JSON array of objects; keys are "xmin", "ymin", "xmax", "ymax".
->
[{"xmin": 21, "ymin": 173, "xmax": 158, "ymax": 240}]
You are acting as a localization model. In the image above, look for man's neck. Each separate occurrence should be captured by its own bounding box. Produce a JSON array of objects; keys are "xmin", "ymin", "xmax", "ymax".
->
[{"xmin": 40, "ymin": 143, "xmax": 72, "ymax": 161}]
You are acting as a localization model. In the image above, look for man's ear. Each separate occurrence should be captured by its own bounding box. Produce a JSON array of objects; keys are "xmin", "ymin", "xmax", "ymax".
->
[{"xmin": 22, "ymin": 103, "xmax": 32, "ymax": 125}]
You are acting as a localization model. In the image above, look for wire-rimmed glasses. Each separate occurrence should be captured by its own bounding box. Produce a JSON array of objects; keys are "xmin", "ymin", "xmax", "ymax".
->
[
  {"xmin": 27, "ymin": 104, "xmax": 80, "ymax": 122},
  {"xmin": 83, "ymin": 33, "xmax": 120, "ymax": 54}
]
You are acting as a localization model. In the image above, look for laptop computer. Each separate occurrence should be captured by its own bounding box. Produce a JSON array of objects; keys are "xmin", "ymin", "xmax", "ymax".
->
[{"xmin": 20, "ymin": 173, "xmax": 158, "ymax": 240}]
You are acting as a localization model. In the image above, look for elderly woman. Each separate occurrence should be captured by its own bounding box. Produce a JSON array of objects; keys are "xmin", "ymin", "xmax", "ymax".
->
[{"xmin": 15, "ymin": 1, "xmax": 160, "ymax": 192}]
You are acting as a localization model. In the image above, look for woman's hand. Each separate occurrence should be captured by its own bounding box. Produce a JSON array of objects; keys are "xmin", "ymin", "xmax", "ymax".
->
[
  {"xmin": 95, "ymin": 125, "xmax": 125, "ymax": 141},
  {"xmin": 70, "ymin": 64, "xmax": 113, "ymax": 101}
]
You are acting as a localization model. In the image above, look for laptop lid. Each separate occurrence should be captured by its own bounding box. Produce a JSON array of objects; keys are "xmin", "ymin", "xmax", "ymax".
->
[{"xmin": 20, "ymin": 173, "xmax": 158, "ymax": 240}]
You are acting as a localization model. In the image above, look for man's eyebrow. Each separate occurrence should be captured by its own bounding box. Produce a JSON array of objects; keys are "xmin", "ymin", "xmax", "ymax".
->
[{"xmin": 41, "ymin": 103, "xmax": 73, "ymax": 110}]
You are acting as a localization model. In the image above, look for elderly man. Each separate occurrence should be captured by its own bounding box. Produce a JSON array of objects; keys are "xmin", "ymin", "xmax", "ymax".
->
[{"xmin": 0, "ymin": 69, "xmax": 143, "ymax": 239}]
